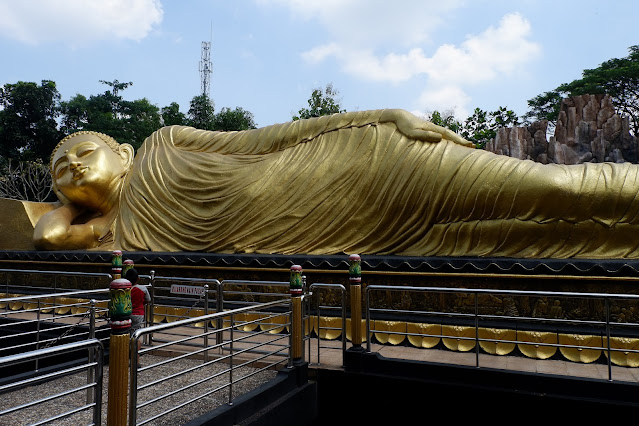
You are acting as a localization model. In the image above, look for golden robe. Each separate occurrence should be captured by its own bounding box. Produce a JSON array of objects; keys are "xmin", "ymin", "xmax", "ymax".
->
[{"xmin": 114, "ymin": 110, "xmax": 639, "ymax": 258}]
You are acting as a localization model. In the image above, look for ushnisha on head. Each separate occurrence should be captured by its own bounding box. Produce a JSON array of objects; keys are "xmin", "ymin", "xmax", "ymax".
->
[{"xmin": 50, "ymin": 131, "xmax": 134, "ymax": 209}]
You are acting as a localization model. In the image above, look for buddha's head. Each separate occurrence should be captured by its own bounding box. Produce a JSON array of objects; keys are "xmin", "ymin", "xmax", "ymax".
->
[{"xmin": 50, "ymin": 131, "xmax": 134, "ymax": 207}]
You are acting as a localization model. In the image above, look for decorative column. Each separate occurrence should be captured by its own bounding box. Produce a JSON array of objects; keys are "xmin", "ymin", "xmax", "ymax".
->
[
  {"xmin": 122, "ymin": 259, "xmax": 134, "ymax": 278},
  {"xmin": 348, "ymin": 254, "xmax": 363, "ymax": 350},
  {"xmin": 111, "ymin": 250, "xmax": 123, "ymax": 279},
  {"xmin": 107, "ymin": 251, "xmax": 131, "ymax": 426},
  {"xmin": 289, "ymin": 265, "xmax": 304, "ymax": 364}
]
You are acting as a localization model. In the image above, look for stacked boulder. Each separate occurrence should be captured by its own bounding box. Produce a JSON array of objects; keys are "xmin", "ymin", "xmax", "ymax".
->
[{"xmin": 485, "ymin": 94, "xmax": 638, "ymax": 164}]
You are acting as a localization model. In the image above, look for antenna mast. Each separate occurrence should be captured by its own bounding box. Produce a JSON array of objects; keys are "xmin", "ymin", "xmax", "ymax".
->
[{"xmin": 199, "ymin": 25, "xmax": 213, "ymax": 98}]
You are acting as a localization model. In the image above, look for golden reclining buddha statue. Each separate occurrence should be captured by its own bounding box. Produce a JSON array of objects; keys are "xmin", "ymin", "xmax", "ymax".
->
[{"xmin": 31, "ymin": 109, "xmax": 639, "ymax": 258}]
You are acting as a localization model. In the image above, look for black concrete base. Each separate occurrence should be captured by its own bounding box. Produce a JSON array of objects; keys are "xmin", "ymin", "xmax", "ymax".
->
[
  {"xmin": 186, "ymin": 363, "xmax": 318, "ymax": 426},
  {"xmin": 4, "ymin": 249, "xmax": 639, "ymax": 277},
  {"xmin": 311, "ymin": 348, "xmax": 639, "ymax": 421}
]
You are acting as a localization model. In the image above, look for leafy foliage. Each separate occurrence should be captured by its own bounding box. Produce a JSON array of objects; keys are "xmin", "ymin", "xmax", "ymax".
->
[
  {"xmin": 425, "ymin": 110, "xmax": 462, "ymax": 134},
  {"xmin": 187, "ymin": 94, "xmax": 216, "ymax": 130},
  {"xmin": 463, "ymin": 107, "xmax": 519, "ymax": 149},
  {"xmin": 213, "ymin": 107, "xmax": 257, "ymax": 131},
  {"xmin": 161, "ymin": 102, "xmax": 187, "ymax": 126},
  {"xmin": 526, "ymin": 45, "xmax": 639, "ymax": 135},
  {"xmin": 0, "ymin": 80, "xmax": 62, "ymax": 161},
  {"xmin": 59, "ymin": 80, "xmax": 161, "ymax": 150},
  {"xmin": 425, "ymin": 107, "xmax": 519, "ymax": 149},
  {"xmin": 293, "ymin": 83, "xmax": 346, "ymax": 120}
]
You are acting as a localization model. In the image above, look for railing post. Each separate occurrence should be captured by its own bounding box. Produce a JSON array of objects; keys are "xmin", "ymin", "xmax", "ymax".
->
[
  {"xmin": 87, "ymin": 299, "xmax": 96, "ymax": 405},
  {"xmin": 107, "ymin": 250, "xmax": 131, "ymax": 426},
  {"xmin": 204, "ymin": 284, "xmax": 209, "ymax": 362},
  {"xmin": 148, "ymin": 270, "xmax": 155, "ymax": 345},
  {"xmin": 348, "ymin": 254, "xmax": 363, "ymax": 350},
  {"xmin": 290, "ymin": 265, "xmax": 304, "ymax": 365},
  {"xmin": 216, "ymin": 281, "xmax": 223, "ymax": 347},
  {"xmin": 474, "ymin": 292, "xmax": 480, "ymax": 367},
  {"xmin": 35, "ymin": 298, "xmax": 41, "ymax": 371},
  {"xmin": 605, "ymin": 297, "xmax": 612, "ymax": 381},
  {"xmin": 228, "ymin": 312, "xmax": 234, "ymax": 406}
]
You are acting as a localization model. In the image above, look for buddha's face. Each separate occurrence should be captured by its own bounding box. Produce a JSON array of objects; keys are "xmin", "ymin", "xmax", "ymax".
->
[{"xmin": 52, "ymin": 134, "xmax": 131, "ymax": 207}]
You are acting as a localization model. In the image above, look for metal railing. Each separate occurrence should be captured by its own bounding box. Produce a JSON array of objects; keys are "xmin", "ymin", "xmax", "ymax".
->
[
  {"xmin": 308, "ymin": 283, "xmax": 346, "ymax": 367},
  {"xmin": 145, "ymin": 276, "xmax": 294, "ymax": 353},
  {"xmin": 0, "ymin": 269, "xmax": 112, "ymax": 295},
  {"xmin": 144, "ymin": 274, "xmax": 221, "ymax": 348},
  {"xmin": 364, "ymin": 285, "xmax": 639, "ymax": 382},
  {"xmin": 129, "ymin": 299, "xmax": 292, "ymax": 425},
  {"xmin": 0, "ymin": 289, "xmax": 110, "ymax": 362},
  {"xmin": 0, "ymin": 339, "xmax": 104, "ymax": 425}
]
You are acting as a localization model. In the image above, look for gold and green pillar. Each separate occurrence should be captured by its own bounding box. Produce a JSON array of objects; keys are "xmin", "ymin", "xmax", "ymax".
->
[
  {"xmin": 107, "ymin": 250, "xmax": 131, "ymax": 426},
  {"xmin": 289, "ymin": 264, "xmax": 304, "ymax": 365},
  {"xmin": 349, "ymin": 254, "xmax": 363, "ymax": 350}
]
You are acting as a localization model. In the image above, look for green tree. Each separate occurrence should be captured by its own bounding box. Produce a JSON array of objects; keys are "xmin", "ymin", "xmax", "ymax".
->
[
  {"xmin": 120, "ymin": 98, "xmax": 162, "ymax": 150},
  {"xmin": 293, "ymin": 83, "xmax": 346, "ymax": 120},
  {"xmin": 60, "ymin": 80, "xmax": 161, "ymax": 150},
  {"xmin": 0, "ymin": 80, "xmax": 62, "ymax": 161},
  {"xmin": 161, "ymin": 102, "xmax": 187, "ymax": 126},
  {"xmin": 523, "ymin": 90, "xmax": 562, "ymax": 129},
  {"xmin": 425, "ymin": 109, "xmax": 462, "ymax": 133},
  {"xmin": 213, "ymin": 107, "xmax": 257, "ymax": 131},
  {"xmin": 526, "ymin": 45, "xmax": 639, "ymax": 135},
  {"xmin": 461, "ymin": 107, "xmax": 519, "ymax": 149},
  {"xmin": 188, "ymin": 94, "xmax": 215, "ymax": 130}
]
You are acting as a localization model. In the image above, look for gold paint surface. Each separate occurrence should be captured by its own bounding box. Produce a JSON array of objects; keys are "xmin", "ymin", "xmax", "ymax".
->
[
  {"xmin": 235, "ymin": 312, "xmax": 260, "ymax": 332},
  {"xmin": 291, "ymin": 298, "xmax": 303, "ymax": 359},
  {"xmin": 30, "ymin": 109, "xmax": 639, "ymax": 258},
  {"xmin": 374, "ymin": 320, "xmax": 406, "ymax": 345},
  {"xmin": 604, "ymin": 337, "xmax": 639, "ymax": 367},
  {"xmin": 518, "ymin": 331, "xmax": 558, "ymax": 359},
  {"xmin": 558, "ymin": 334, "xmax": 602, "ymax": 364},
  {"xmin": 318, "ymin": 316, "xmax": 342, "ymax": 340},
  {"xmin": 350, "ymin": 284, "xmax": 362, "ymax": 345},
  {"xmin": 0, "ymin": 198, "xmax": 57, "ymax": 250},
  {"xmin": 345, "ymin": 318, "xmax": 368, "ymax": 343},
  {"xmin": 8, "ymin": 295, "xmax": 22, "ymax": 311},
  {"xmin": 478, "ymin": 327, "xmax": 516, "ymax": 355},
  {"xmin": 107, "ymin": 333, "xmax": 129, "ymax": 426},
  {"xmin": 442, "ymin": 325, "xmax": 476, "ymax": 352},
  {"xmin": 406, "ymin": 322, "xmax": 441, "ymax": 348},
  {"xmin": 69, "ymin": 298, "xmax": 88, "ymax": 314},
  {"xmin": 261, "ymin": 312, "xmax": 287, "ymax": 334},
  {"xmin": 309, "ymin": 316, "xmax": 319, "ymax": 336},
  {"xmin": 190, "ymin": 309, "xmax": 206, "ymax": 328},
  {"xmin": 152, "ymin": 305, "xmax": 167, "ymax": 324}
]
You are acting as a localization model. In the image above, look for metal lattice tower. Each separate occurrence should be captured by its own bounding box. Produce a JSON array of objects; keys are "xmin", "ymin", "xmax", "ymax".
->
[{"xmin": 199, "ymin": 41, "xmax": 212, "ymax": 97}]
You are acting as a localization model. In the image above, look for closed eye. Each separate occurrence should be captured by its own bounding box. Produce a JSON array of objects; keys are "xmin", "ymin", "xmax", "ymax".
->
[
  {"xmin": 77, "ymin": 148, "xmax": 95, "ymax": 157},
  {"xmin": 56, "ymin": 166, "xmax": 68, "ymax": 180}
]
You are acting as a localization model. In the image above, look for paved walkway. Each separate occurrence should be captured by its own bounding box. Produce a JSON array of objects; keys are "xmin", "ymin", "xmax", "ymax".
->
[{"xmin": 305, "ymin": 337, "xmax": 639, "ymax": 383}]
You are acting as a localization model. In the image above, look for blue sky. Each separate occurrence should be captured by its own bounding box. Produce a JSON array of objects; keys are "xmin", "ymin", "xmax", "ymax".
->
[{"xmin": 0, "ymin": 0, "xmax": 637, "ymax": 128}]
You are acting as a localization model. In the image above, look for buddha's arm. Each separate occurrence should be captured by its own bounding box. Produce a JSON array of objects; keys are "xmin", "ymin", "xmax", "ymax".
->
[
  {"xmin": 33, "ymin": 203, "xmax": 100, "ymax": 250},
  {"xmin": 174, "ymin": 109, "xmax": 472, "ymax": 155},
  {"xmin": 379, "ymin": 109, "xmax": 474, "ymax": 147}
]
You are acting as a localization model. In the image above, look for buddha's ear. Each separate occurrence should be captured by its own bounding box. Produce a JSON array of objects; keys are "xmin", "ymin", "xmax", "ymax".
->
[{"xmin": 119, "ymin": 143, "xmax": 135, "ymax": 171}]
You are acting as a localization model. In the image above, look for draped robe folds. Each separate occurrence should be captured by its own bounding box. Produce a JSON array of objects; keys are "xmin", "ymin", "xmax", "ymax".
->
[{"xmin": 114, "ymin": 110, "xmax": 639, "ymax": 258}]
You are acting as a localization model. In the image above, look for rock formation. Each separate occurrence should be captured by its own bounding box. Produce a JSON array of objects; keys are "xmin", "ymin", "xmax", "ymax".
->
[{"xmin": 486, "ymin": 94, "xmax": 638, "ymax": 164}]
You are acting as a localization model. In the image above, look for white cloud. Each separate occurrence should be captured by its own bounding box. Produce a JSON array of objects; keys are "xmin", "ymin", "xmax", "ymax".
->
[
  {"xmin": 416, "ymin": 85, "xmax": 473, "ymax": 120},
  {"xmin": 302, "ymin": 13, "xmax": 540, "ymax": 85},
  {"xmin": 301, "ymin": 43, "xmax": 341, "ymax": 64},
  {"xmin": 287, "ymin": 9, "xmax": 541, "ymax": 119},
  {"xmin": 259, "ymin": 0, "xmax": 463, "ymax": 47},
  {"xmin": 0, "ymin": 0, "xmax": 163, "ymax": 45}
]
